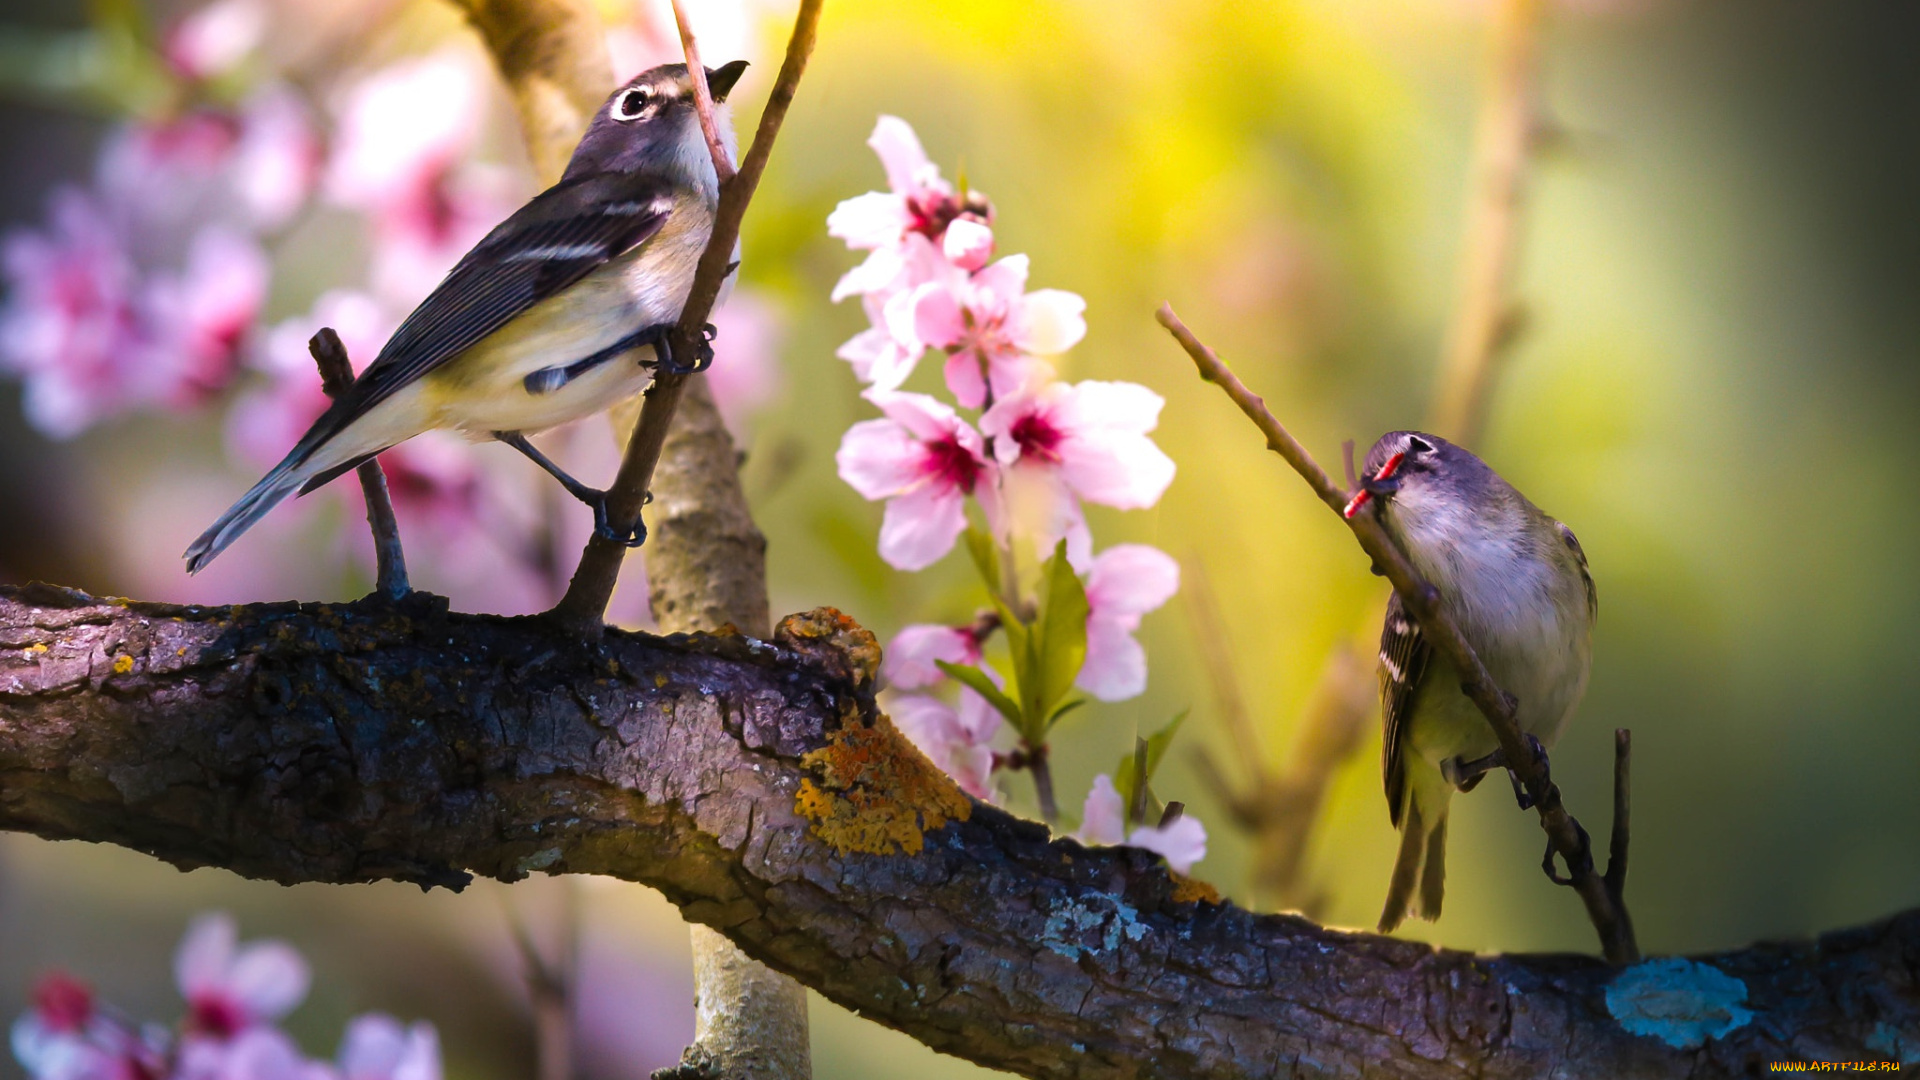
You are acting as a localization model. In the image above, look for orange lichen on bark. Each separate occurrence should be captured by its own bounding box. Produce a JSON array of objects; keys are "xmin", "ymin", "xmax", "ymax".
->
[
  {"xmin": 795, "ymin": 711, "xmax": 971, "ymax": 856},
  {"xmin": 1169, "ymin": 872, "xmax": 1224, "ymax": 906},
  {"xmin": 776, "ymin": 608, "xmax": 881, "ymax": 689}
]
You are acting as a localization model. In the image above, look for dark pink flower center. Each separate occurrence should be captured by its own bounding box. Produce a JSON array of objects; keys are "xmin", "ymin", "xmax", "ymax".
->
[
  {"xmin": 921, "ymin": 434, "xmax": 981, "ymax": 495},
  {"xmin": 188, "ymin": 993, "xmax": 246, "ymax": 1039},
  {"xmin": 906, "ymin": 192, "xmax": 993, "ymax": 245},
  {"xmin": 32, "ymin": 972, "xmax": 94, "ymax": 1032},
  {"xmin": 1006, "ymin": 410, "xmax": 1064, "ymax": 464}
]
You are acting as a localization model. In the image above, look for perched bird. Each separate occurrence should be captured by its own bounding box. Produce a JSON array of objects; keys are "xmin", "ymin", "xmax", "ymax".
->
[
  {"xmin": 184, "ymin": 60, "xmax": 749, "ymax": 573},
  {"xmin": 1349, "ymin": 431, "xmax": 1596, "ymax": 932}
]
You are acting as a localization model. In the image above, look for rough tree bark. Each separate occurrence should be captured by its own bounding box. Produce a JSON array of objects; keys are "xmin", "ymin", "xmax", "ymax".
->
[{"xmin": 1, "ymin": 584, "xmax": 1915, "ymax": 1079}]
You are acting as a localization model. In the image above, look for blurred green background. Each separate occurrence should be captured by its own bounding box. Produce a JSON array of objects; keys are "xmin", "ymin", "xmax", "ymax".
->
[{"xmin": 4, "ymin": 0, "xmax": 1920, "ymax": 1076}]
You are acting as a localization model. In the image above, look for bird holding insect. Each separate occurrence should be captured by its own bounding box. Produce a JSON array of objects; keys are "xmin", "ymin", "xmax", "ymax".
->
[{"xmin": 1347, "ymin": 431, "xmax": 1596, "ymax": 932}]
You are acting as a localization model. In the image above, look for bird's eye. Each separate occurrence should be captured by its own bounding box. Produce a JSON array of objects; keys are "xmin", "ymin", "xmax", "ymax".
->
[
  {"xmin": 611, "ymin": 87, "xmax": 651, "ymax": 122},
  {"xmin": 1405, "ymin": 435, "xmax": 1434, "ymax": 456}
]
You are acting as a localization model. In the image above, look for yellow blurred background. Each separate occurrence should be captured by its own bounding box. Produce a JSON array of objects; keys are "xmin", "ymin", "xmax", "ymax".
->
[{"xmin": 3, "ymin": 0, "xmax": 1918, "ymax": 1076}]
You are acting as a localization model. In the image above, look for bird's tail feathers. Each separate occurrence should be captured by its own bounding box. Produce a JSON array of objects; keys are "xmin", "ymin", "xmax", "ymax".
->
[
  {"xmin": 182, "ymin": 455, "xmax": 311, "ymax": 574},
  {"xmin": 1377, "ymin": 777, "xmax": 1452, "ymax": 932}
]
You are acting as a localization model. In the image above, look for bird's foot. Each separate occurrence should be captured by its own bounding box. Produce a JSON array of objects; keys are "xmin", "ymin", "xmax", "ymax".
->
[
  {"xmin": 590, "ymin": 492, "xmax": 648, "ymax": 548},
  {"xmin": 640, "ymin": 322, "xmax": 717, "ymax": 376},
  {"xmin": 1443, "ymin": 749, "xmax": 1504, "ymax": 792},
  {"xmin": 1542, "ymin": 819, "xmax": 1594, "ymax": 886}
]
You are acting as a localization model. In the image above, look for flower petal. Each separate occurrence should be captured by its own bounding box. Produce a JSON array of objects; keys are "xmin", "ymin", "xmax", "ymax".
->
[
  {"xmin": 868, "ymin": 116, "xmax": 936, "ymax": 195},
  {"xmin": 835, "ymin": 417, "xmax": 925, "ymax": 500},
  {"xmin": 830, "ymin": 245, "xmax": 903, "ymax": 302},
  {"xmin": 226, "ymin": 940, "xmax": 310, "ymax": 1022},
  {"xmin": 941, "ymin": 218, "xmax": 993, "ymax": 272},
  {"xmin": 826, "ymin": 192, "xmax": 910, "ymax": 251},
  {"xmin": 1086, "ymin": 545, "xmax": 1180, "ymax": 617},
  {"xmin": 1016, "ymin": 289, "xmax": 1087, "ymax": 356},
  {"xmin": 175, "ymin": 914, "xmax": 238, "ymax": 1000},
  {"xmin": 883, "ymin": 625, "xmax": 980, "ymax": 690},
  {"xmin": 877, "ymin": 481, "xmax": 969, "ymax": 571},
  {"xmin": 1077, "ymin": 774, "xmax": 1127, "ymax": 846},
  {"xmin": 1129, "ymin": 815, "xmax": 1208, "ymax": 875},
  {"xmin": 1078, "ymin": 613, "xmax": 1148, "ymax": 702}
]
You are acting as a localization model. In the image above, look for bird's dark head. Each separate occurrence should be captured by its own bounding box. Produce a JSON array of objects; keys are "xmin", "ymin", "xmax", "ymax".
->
[
  {"xmin": 562, "ymin": 60, "xmax": 749, "ymax": 195},
  {"xmin": 1346, "ymin": 430, "xmax": 1490, "ymax": 519}
]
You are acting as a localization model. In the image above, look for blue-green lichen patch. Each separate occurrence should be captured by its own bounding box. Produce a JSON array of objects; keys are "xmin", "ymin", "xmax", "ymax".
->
[
  {"xmin": 1605, "ymin": 957, "xmax": 1754, "ymax": 1049},
  {"xmin": 1041, "ymin": 893, "xmax": 1150, "ymax": 960}
]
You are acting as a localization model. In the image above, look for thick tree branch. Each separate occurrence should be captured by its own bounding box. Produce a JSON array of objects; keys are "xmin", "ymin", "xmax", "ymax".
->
[
  {"xmin": 1157, "ymin": 304, "xmax": 1639, "ymax": 965},
  {"xmin": 1, "ymin": 585, "xmax": 1914, "ymax": 1078},
  {"xmin": 451, "ymin": 0, "xmax": 615, "ymax": 186}
]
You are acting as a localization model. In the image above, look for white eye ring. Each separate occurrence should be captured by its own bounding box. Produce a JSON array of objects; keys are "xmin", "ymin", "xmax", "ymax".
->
[{"xmin": 611, "ymin": 87, "xmax": 650, "ymax": 122}]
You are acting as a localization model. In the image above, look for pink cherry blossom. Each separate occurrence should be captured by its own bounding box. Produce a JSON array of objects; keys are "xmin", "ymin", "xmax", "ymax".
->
[
  {"xmin": 10, "ymin": 973, "xmax": 166, "ymax": 1080},
  {"xmin": 141, "ymin": 225, "xmax": 270, "ymax": 409},
  {"xmin": 1078, "ymin": 545, "xmax": 1180, "ymax": 701},
  {"xmin": 978, "ymin": 379, "xmax": 1175, "ymax": 511},
  {"xmin": 97, "ymin": 89, "xmax": 318, "ymax": 241},
  {"xmin": 1074, "ymin": 774, "xmax": 1207, "ymax": 873},
  {"xmin": 836, "ymin": 391, "xmax": 994, "ymax": 571},
  {"xmin": 173, "ymin": 913, "xmax": 310, "ymax": 1039},
  {"xmin": 1129, "ymin": 814, "xmax": 1207, "ymax": 875},
  {"xmin": 826, "ymin": 117, "xmax": 992, "ymax": 299},
  {"xmin": 883, "ymin": 624, "xmax": 982, "ymax": 690},
  {"xmin": 335, "ymin": 1015, "xmax": 440, "ymax": 1080},
  {"xmin": 1076, "ymin": 773, "xmax": 1127, "ymax": 846},
  {"xmin": 905, "ymin": 254, "xmax": 1086, "ymax": 408},
  {"xmin": 890, "ymin": 687, "xmax": 999, "ymax": 799},
  {"xmin": 0, "ymin": 189, "xmax": 142, "ymax": 437},
  {"xmin": 176, "ymin": 1027, "xmax": 330, "ymax": 1080},
  {"xmin": 163, "ymin": 0, "xmax": 267, "ymax": 82}
]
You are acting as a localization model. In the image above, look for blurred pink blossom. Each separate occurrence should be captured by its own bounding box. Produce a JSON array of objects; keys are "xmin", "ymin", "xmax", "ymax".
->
[
  {"xmin": 836, "ymin": 391, "xmax": 993, "ymax": 571},
  {"xmin": 174, "ymin": 914, "xmax": 309, "ymax": 1039},
  {"xmin": 883, "ymin": 623, "xmax": 982, "ymax": 690},
  {"xmin": 0, "ymin": 192, "xmax": 265, "ymax": 437},
  {"xmin": 10, "ymin": 973, "xmax": 167, "ymax": 1080},
  {"xmin": 1077, "ymin": 545, "xmax": 1179, "ymax": 702},
  {"xmin": 325, "ymin": 52, "xmax": 517, "ymax": 309},
  {"xmin": 1075, "ymin": 774, "xmax": 1207, "ymax": 873},
  {"xmin": 163, "ymin": 0, "xmax": 267, "ymax": 82},
  {"xmin": 903, "ymin": 254, "xmax": 1086, "ymax": 408},
  {"xmin": 177, "ymin": 1028, "xmax": 325, "ymax": 1080},
  {"xmin": 979, "ymin": 380, "xmax": 1175, "ymax": 512},
  {"xmin": 705, "ymin": 290, "xmax": 785, "ymax": 437},
  {"xmin": 334, "ymin": 1016, "xmax": 440, "ymax": 1080},
  {"xmin": 890, "ymin": 688, "xmax": 999, "ymax": 799},
  {"xmin": 97, "ymin": 88, "xmax": 319, "ymax": 241}
]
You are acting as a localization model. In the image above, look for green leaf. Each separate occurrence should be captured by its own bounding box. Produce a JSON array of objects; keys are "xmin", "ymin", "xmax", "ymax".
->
[
  {"xmin": 964, "ymin": 527, "xmax": 1001, "ymax": 601},
  {"xmin": 1028, "ymin": 541, "xmax": 1090, "ymax": 724},
  {"xmin": 934, "ymin": 660, "xmax": 1022, "ymax": 728},
  {"xmin": 1043, "ymin": 697, "xmax": 1087, "ymax": 733},
  {"xmin": 1111, "ymin": 710, "xmax": 1190, "ymax": 821}
]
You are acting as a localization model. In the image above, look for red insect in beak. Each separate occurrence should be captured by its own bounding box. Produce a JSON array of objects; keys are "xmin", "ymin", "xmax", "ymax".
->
[{"xmin": 1343, "ymin": 450, "xmax": 1406, "ymax": 520}]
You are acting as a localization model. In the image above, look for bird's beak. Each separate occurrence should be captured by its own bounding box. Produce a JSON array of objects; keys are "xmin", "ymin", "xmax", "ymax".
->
[
  {"xmin": 706, "ymin": 60, "xmax": 749, "ymax": 102},
  {"xmin": 1342, "ymin": 450, "xmax": 1406, "ymax": 519}
]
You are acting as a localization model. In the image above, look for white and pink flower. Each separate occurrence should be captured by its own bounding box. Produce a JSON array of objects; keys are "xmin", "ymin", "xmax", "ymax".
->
[
  {"xmin": 836, "ymin": 391, "xmax": 994, "ymax": 571},
  {"xmin": 173, "ymin": 913, "xmax": 310, "ymax": 1040},
  {"xmin": 1076, "ymin": 774, "xmax": 1207, "ymax": 874},
  {"xmin": 334, "ymin": 1015, "xmax": 441, "ymax": 1080},
  {"xmin": 9, "ymin": 973, "xmax": 167, "ymax": 1080},
  {"xmin": 1078, "ymin": 545, "xmax": 1180, "ymax": 702},
  {"xmin": 827, "ymin": 116, "xmax": 991, "ymax": 300},
  {"xmin": 903, "ymin": 254, "xmax": 1086, "ymax": 408},
  {"xmin": 883, "ymin": 623, "xmax": 984, "ymax": 690},
  {"xmin": 979, "ymin": 379, "xmax": 1175, "ymax": 512},
  {"xmin": 891, "ymin": 686, "xmax": 1000, "ymax": 800}
]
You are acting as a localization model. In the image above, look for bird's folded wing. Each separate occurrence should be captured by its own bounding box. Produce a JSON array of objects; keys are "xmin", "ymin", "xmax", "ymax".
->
[
  {"xmin": 300, "ymin": 171, "xmax": 675, "ymax": 457},
  {"xmin": 1379, "ymin": 589, "xmax": 1432, "ymax": 828}
]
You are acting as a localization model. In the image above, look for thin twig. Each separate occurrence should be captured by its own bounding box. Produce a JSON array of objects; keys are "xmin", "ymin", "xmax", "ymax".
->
[
  {"xmin": 1429, "ymin": 0, "xmax": 1547, "ymax": 446},
  {"xmin": 503, "ymin": 888, "xmax": 577, "ymax": 1080},
  {"xmin": 308, "ymin": 328, "xmax": 409, "ymax": 600},
  {"xmin": 550, "ymin": 0, "xmax": 824, "ymax": 635},
  {"xmin": 1605, "ymin": 728, "xmax": 1631, "ymax": 900},
  {"xmin": 670, "ymin": 0, "xmax": 737, "ymax": 186},
  {"xmin": 1157, "ymin": 303, "xmax": 1638, "ymax": 965}
]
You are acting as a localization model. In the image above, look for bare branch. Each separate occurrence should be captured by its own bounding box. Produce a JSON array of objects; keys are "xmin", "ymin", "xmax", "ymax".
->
[
  {"xmin": 551, "ymin": 0, "xmax": 824, "ymax": 635},
  {"xmin": 1429, "ymin": 0, "xmax": 1547, "ymax": 445},
  {"xmin": 670, "ymin": 0, "xmax": 738, "ymax": 186},
  {"xmin": 1157, "ymin": 303, "xmax": 1639, "ymax": 965},
  {"xmin": 308, "ymin": 329, "xmax": 409, "ymax": 601},
  {"xmin": 2, "ymin": 584, "xmax": 1911, "ymax": 1078}
]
